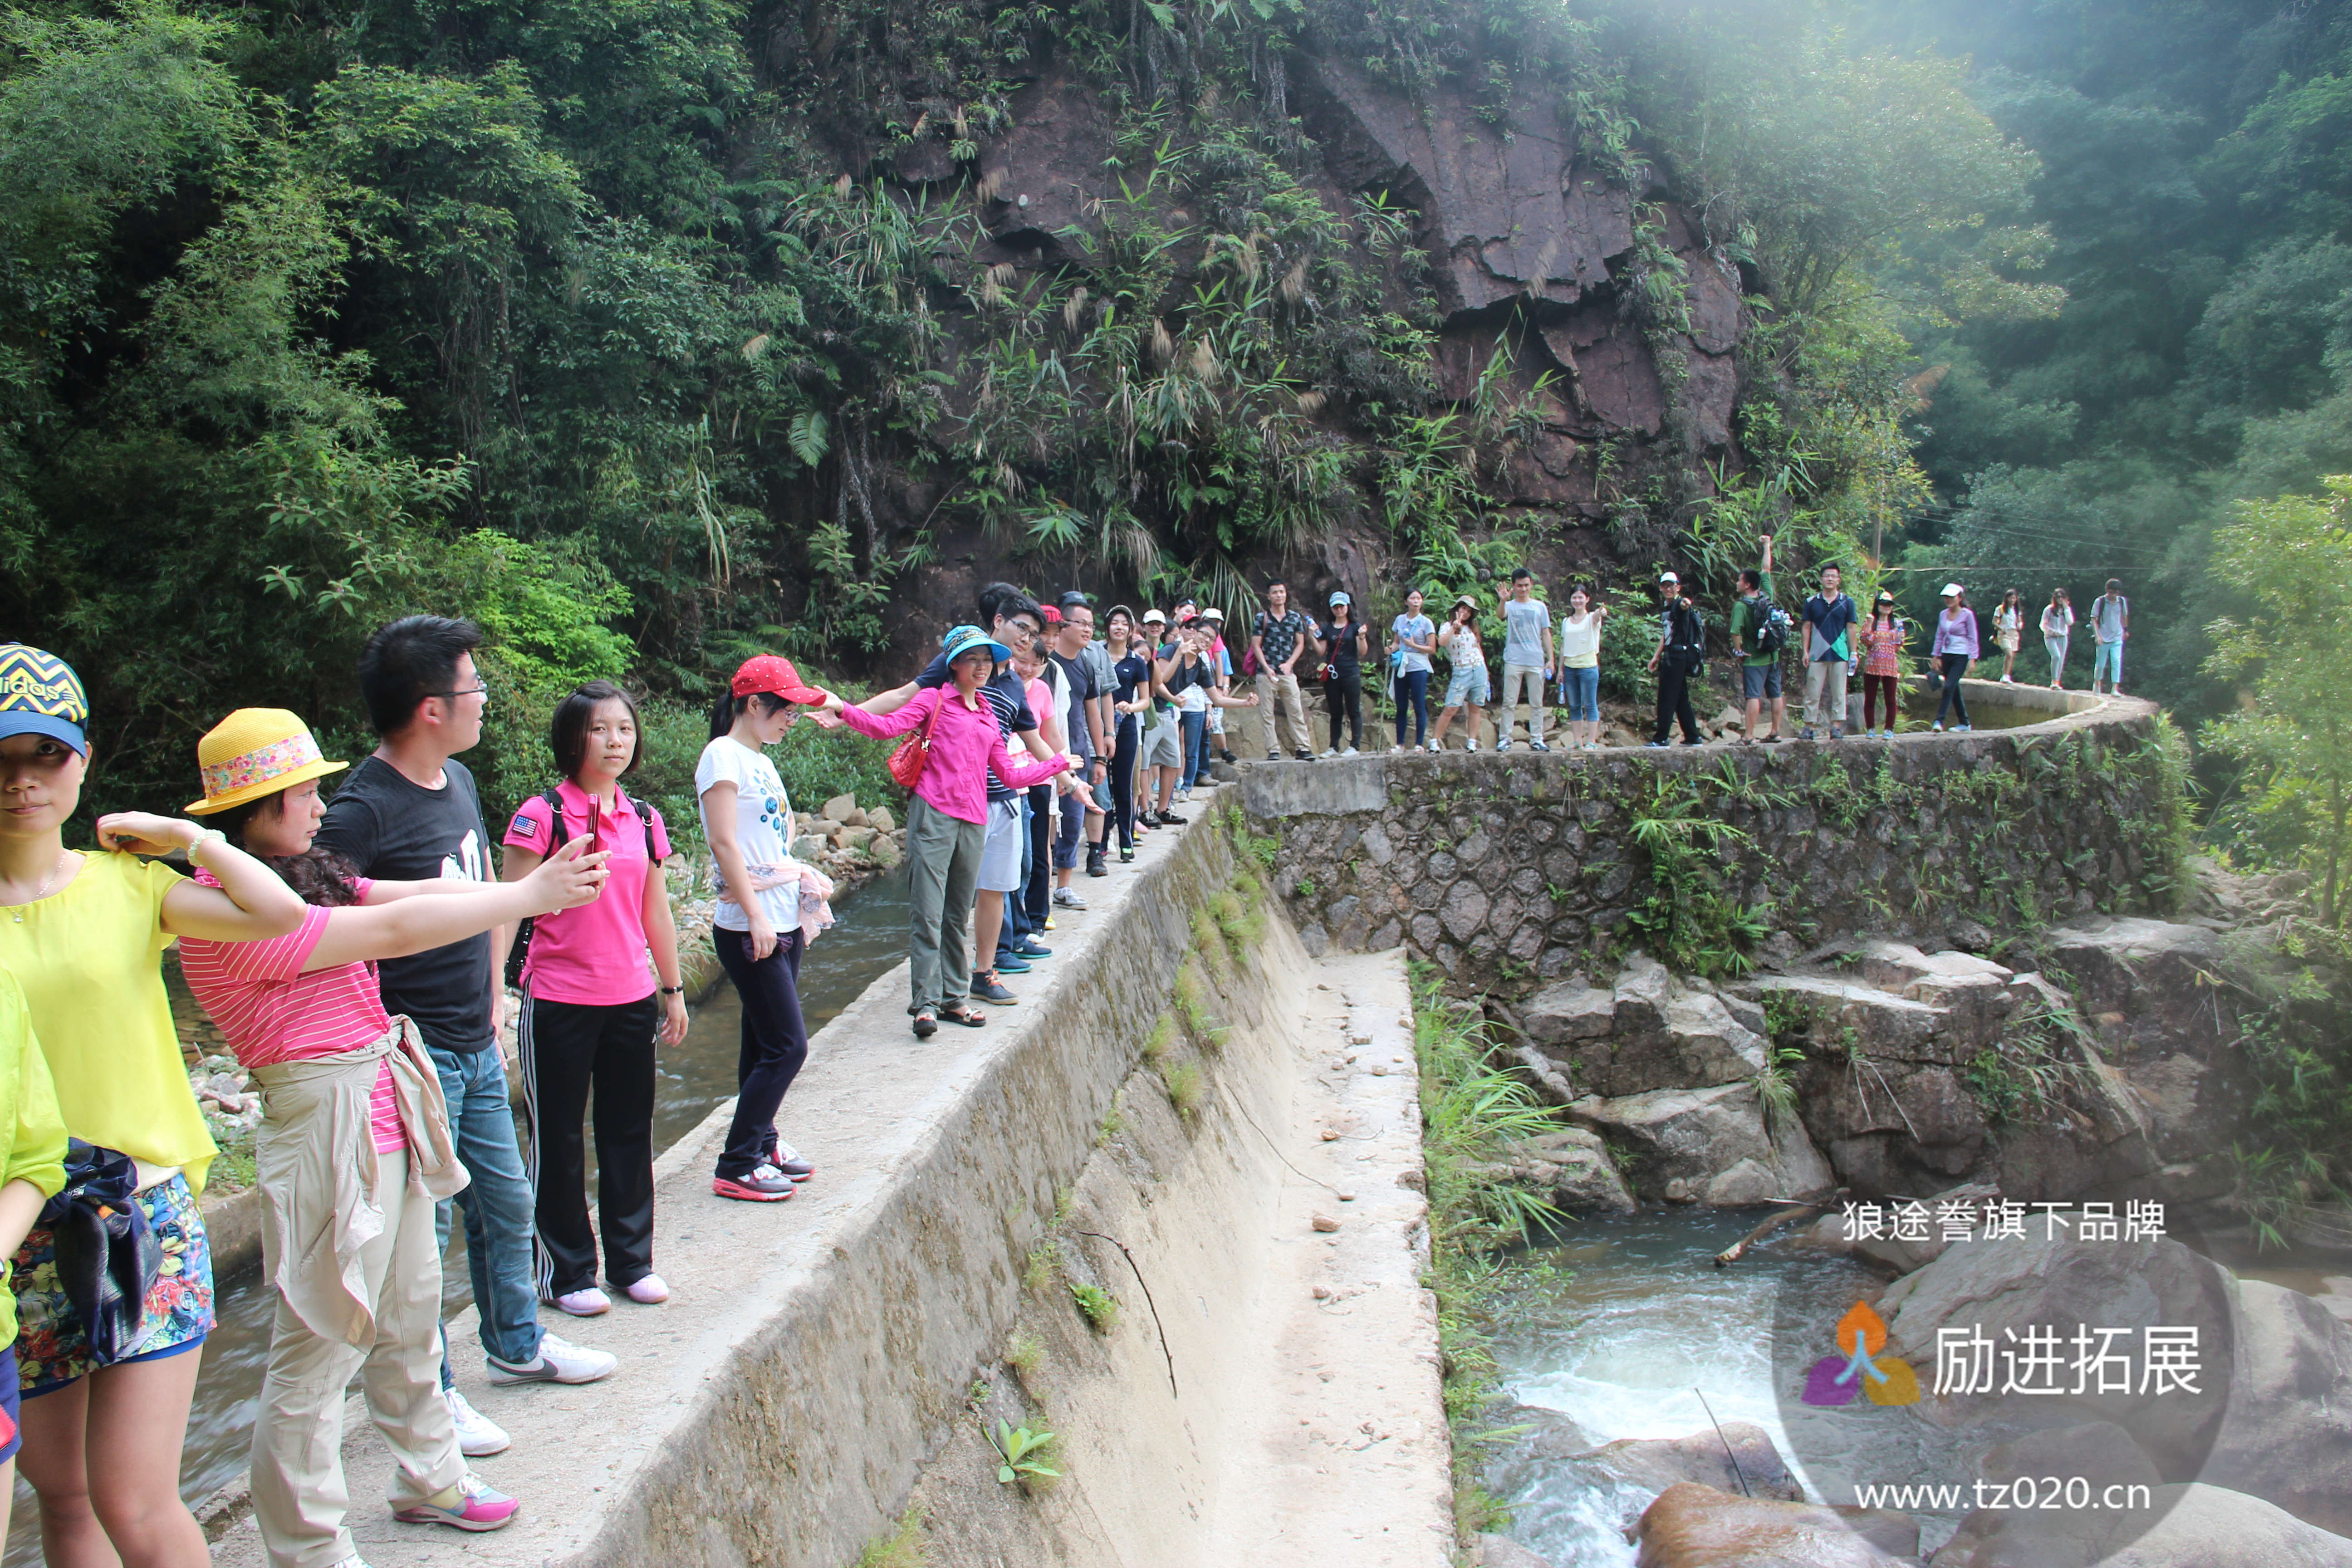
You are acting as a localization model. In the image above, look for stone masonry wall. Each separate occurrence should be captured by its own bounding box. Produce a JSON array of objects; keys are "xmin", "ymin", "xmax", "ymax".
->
[{"xmin": 1233, "ymin": 695, "xmax": 2188, "ymax": 998}]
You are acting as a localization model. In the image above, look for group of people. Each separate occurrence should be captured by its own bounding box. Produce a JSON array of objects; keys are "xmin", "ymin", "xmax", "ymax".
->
[
  {"xmin": 0, "ymin": 619, "xmax": 851, "ymax": 1568},
  {"xmin": 0, "ymin": 548, "xmax": 2141, "ymax": 1568},
  {"xmin": 1355, "ymin": 541, "xmax": 2133, "ymax": 751}
]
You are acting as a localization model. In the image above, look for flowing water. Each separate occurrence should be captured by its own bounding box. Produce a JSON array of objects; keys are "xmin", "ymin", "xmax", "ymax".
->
[
  {"xmin": 1484, "ymin": 1209, "xmax": 1989, "ymax": 1567},
  {"xmin": 5, "ymin": 870, "xmax": 911, "ymax": 1566}
]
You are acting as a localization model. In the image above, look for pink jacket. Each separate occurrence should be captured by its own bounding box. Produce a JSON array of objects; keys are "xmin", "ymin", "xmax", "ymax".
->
[{"xmin": 836, "ymin": 686, "xmax": 1069, "ymax": 824}]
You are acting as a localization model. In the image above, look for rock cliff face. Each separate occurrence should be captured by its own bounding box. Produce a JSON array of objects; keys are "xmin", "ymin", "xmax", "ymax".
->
[
  {"xmin": 870, "ymin": 49, "xmax": 1748, "ymax": 660},
  {"xmin": 1289, "ymin": 57, "xmax": 1747, "ymax": 515}
]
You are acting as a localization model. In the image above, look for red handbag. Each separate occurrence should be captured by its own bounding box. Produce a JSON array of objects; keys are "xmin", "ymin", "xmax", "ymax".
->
[{"xmin": 887, "ymin": 690, "xmax": 944, "ymax": 788}]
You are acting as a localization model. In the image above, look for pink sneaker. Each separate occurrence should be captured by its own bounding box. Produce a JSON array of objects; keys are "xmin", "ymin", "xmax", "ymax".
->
[
  {"xmin": 394, "ymin": 1473, "xmax": 519, "ymax": 1533},
  {"xmin": 623, "ymin": 1274, "xmax": 670, "ymax": 1304}
]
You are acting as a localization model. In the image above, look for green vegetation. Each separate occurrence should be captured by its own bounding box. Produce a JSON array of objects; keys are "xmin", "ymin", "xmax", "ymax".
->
[
  {"xmin": 1409, "ymin": 966, "xmax": 1558, "ymax": 1546},
  {"xmin": 1157, "ymin": 1058, "xmax": 1205, "ymax": 1120},
  {"xmin": 1067, "ymin": 1280, "xmax": 1120, "ymax": 1334},
  {"xmin": 2226, "ymin": 924, "xmax": 2352, "ymax": 1247},
  {"xmin": 1623, "ymin": 774, "xmax": 1773, "ymax": 977},
  {"xmin": 2203, "ymin": 479, "xmax": 2352, "ymax": 926},
  {"xmin": 852, "ymin": 1504, "xmax": 929, "ymax": 1568},
  {"xmin": 990, "ymin": 1420, "xmax": 1061, "ymax": 1488}
]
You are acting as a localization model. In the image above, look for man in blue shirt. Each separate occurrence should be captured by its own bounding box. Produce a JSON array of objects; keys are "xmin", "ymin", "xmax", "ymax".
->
[{"xmin": 1800, "ymin": 564, "xmax": 1859, "ymax": 740}]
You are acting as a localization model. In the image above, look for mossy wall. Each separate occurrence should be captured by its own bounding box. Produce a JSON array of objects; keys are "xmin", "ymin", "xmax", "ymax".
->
[{"xmin": 1237, "ymin": 703, "xmax": 2191, "ymax": 993}]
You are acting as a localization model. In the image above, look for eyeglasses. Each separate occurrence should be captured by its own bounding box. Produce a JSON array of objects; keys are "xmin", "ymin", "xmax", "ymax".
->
[{"xmin": 429, "ymin": 684, "xmax": 488, "ymax": 700}]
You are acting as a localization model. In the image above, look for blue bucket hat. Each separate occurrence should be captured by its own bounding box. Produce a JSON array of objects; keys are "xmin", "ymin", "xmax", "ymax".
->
[
  {"xmin": 941, "ymin": 624, "xmax": 1011, "ymax": 667},
  {"xmin": 0, "ymin": 644, "xmax": 89, "ymax": 755}
]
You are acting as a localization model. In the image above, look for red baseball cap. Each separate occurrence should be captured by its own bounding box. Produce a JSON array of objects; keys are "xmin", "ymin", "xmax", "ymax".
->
[{"xmin": 731, "ymin": 654, "xmax": 831, "ymax": 705}]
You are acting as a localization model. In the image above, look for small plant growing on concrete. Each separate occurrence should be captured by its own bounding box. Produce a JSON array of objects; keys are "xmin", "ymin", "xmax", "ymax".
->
[
  {"xmin": 852, "ymin": 1504, "xmax": 927, "ymax": 1568},
  {"xmin": 1095, "ymin": 1093, "xmax": 1126, "ymax": 1147},
  {"xmin": 1004, "ymin": 1329, "xmax": 1044, "ymax": 1375},
  {"xmin": 1159, "ymin": 1060, "xmax": 1204, "ymax": 1120},
  {"xmin": 1141, "ymin": 1012, "xmax": 1175, "ymax": 1063},
  {"xmin": 1021, "ymin": 1239, "xmax": 1060, "ymax": 1291},
  {"xmin": 1068, "ymin": 1280, "xmax": 1120, "ymax": 1333},
  {"xmin": 992, "ymin": 1420, "xmax": 1061, "ymax": 1489}
]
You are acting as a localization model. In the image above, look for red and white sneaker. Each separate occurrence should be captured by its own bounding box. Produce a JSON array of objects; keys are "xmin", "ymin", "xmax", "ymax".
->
[
  {"xmin": 713, "ymin": 1164, "xmax": 796, "ymax": 1201},
  {"xmin": 394, "ymin": 1473, "xmax": 520, "ymax": 1533},
  {"xmin": 767, "ymin": 1137, "xmax": 815, "ymax": 1181}
]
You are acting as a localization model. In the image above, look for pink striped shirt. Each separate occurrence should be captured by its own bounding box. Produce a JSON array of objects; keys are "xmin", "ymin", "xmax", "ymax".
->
[
  {"xmin": 178, "ymin": 879, "xmax": 404, "ymax": 1153},
  {"xmin": 835, "ymin": 685, "xmax": 1069, "ymax": 824}
]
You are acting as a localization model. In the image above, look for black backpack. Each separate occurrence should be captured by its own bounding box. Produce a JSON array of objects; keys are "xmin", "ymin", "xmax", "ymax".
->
[
  {"xmin": 503, "ymin": 788, "xmax": 658, "ymax": 990},
  {"xmin": 1749, "ymin": 596, "xmax": 1791, "ymax": 657},
  {"xmin": 1666, "ymin": 603, "xmax": 1707, "ymax": 670}
]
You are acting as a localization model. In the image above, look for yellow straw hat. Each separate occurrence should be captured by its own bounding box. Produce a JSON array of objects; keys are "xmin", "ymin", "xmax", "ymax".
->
[{"xmin": 187, "ymin": 708, "xmax": 348, "ymax": 815}]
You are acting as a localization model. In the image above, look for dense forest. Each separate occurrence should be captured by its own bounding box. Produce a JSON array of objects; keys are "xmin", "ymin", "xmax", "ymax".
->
[{"xmin": 2, "ymin": 0, "xmax": 2348, "ymax": 907}]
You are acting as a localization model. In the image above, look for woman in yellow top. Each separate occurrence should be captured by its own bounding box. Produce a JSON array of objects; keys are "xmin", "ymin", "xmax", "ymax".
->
[{"xmin": 0, "ymin": 644, "xmax": 303, "ymax": 1568}]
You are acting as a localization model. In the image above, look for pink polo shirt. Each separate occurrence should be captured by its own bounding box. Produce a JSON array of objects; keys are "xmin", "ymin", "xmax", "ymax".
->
[
  {"xmin": 836, "ymin": 686, "xmax": 1068, "ymax": 824},
  {"xmin": 179, "ymin": 877, "xmax": 406, "ymax": 1153},
  {"xmin": 503, "ymin": 780, "xmax": 672, "ymax": 1006}
]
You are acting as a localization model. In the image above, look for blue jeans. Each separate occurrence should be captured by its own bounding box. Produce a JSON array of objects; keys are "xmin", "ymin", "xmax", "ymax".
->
[
  {"xmin": 431, "ymin": 1044, "xmax": 545, "ymax": 1381},
  {"xmin": 1179, "ymin": 710, "xmax": 1207, "ymax": 789},
  {"xmin": 1189, "ymin": 708, "xmax": 1214, "ymax": 781},
  {"xmin": 1562, "ymin": 665, "xmax": 1599, "ymax": 722},
  {"xmin": 2094, "ymin": 640, "xmax": 2123, "ymax": 687},
  {"xmin": 1394, "ymin": 669, "xmax": 1430, "ymax": 745}
]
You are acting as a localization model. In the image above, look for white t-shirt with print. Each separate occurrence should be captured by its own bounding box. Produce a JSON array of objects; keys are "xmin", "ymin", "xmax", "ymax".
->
[{"xmin": 695, "ymin": 735, "xmax": 798, "ymax": 932}]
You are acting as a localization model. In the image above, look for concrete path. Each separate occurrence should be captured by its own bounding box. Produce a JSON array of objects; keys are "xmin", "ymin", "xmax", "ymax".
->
[
  {"xmin": 206, "ymin": 797, "xmax": 1214, "ymax": 1568},
  {"xmin": 1200, "ymin": 948, "xmax": 1453, "ymax": 1565}
]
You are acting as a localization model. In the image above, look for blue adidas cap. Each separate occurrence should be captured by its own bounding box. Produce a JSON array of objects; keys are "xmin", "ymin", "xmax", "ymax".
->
[{"xmin": 0, "ymin": 644, "xmax": 88, "ymax": 755}]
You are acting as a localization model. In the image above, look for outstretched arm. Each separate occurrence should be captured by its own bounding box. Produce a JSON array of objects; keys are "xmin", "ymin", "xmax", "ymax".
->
[{"xmin": 303, "ymin": 841, "xmax": 610, "ymax": 972}]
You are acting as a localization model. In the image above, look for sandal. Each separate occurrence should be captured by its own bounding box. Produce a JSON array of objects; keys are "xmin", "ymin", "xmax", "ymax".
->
[
  {"xmin": 938, "ymin": 1004, "xmax": 988, "ymax": 1027},
  {"xmin": 912, "ymin": 1010, "xmax": 939, "ymax": 1038}
]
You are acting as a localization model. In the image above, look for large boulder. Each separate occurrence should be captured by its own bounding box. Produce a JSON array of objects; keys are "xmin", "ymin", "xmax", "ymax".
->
[
  {"xmin": 1477, "ymin": 1536, "xmax": 1557, "ymax": 1568},
  {"xmin": 1933, "ymin": 1483, "xmax": 2352, "ymax": 1568},
  {"xmin": 1576, "ymin": 1423, "xmax": 1803, "ymax": 1503},
  {"xmin": 1614, "ymin": 951, "xmax": 1673, "ymax": 1041},
  {"xmin": 1878, "ymin": 1235, "xmax": 2236, "ymax": 1478},
  {"xmin": 2100, "ymin": 1485, "xmax": 2352, "ymax": 1567},
  {"xmin": 1759, "ymin": 975, "xmax": 1951, "ymax": 1063},
  {"xmin": 2042, "ymin": 917, "xmax": 2225, "ymax": 1015},
  {"xmin": 1566, "ymin": 1082, "xmax": 1834, "ymax": 1205},
  {"xmin": 1487, "ymin": 1127, "xmax": 1638, "ymax": 1214},
  {"xmin": 1522, "ymin": 979, "xmax": 1615, "ymax": 1046},
  {"xmin": 1554, "ymin": 987, "xmax": 1768, "ymax": 1098},
  {"xmin": 1927, "ymin": 1421, "xmax": 2161, "ymax": 1567},
  {"xmin": 1635, "ymin": 1482, "xmax": 1918, "ymax": 1567},
  {"xmin": 2199, "ymin": 1281, "xmax": 2352, "ymax": 1536}
]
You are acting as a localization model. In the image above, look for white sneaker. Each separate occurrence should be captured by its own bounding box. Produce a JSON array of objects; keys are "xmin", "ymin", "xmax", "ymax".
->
[
  {"xmin": 485, "ymin": 1331, "xmax": 618, "ymax": 1386},
  {"xmin": 1341, "ymin": 747, "xmax": 1358, "ymax": 758},
  {"xmin": 550, "ymin": 1286, "xmax": 610, "ymax": 1316},
  {"xmin": 1495, "ymin": 739, "xmax": 1512, "ymax": 752},
  {"xmin": 1053, "ymin": 887, "xmax": 1087, "ymax": 909},
  {"xmin": 1320, "ymin": 747, "xmax": 1339, "ymax": 758},
  {"xmin": 328, "ymin": 1555, "xmax": 373, "ymax": 1568},
  {"xmin": 444, "ymin": 1387, "xmax": 510, "ymax": 1457},
  {"xmin": 1465, "ymin": 738, "xmax": 1480, "ymax": 752},
  {"xmin": 1391, "ymin": 744, "xmax": 1404, "ymax": 754}
]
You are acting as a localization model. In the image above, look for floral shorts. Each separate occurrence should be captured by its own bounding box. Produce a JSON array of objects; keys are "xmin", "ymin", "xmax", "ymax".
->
[{"xmin": 12, "ymin": 1171, "xmax": 214, "ymax": 1396}]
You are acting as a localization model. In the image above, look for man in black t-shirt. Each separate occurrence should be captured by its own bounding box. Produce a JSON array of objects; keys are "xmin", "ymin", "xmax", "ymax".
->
[
  {"xmin": 1048, "ymin": 598, "xmax": 1108, "ymax": 881},
  {"xmin": 316, "ymin": 617, "xmax": 619, "ymax": 1455}
]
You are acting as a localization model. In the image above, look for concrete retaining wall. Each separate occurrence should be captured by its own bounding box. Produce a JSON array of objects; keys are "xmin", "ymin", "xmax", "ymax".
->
[
  {"xmin": 1234, "ymin": 691, "xmax": 2187, "ymax": 995},
  {"xmin": 210, "ymin": 805, "xmax": 1348, "ymax": 1568}
]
